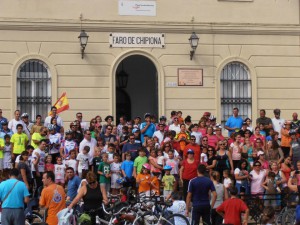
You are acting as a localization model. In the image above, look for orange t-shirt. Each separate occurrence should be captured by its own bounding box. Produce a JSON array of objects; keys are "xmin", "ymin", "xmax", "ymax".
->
[
  {"xmin": 40, "ymin": 183, "xmax": 66, "ymax": 225},
  {"xmin": 151, "ymin": 176, "xmax": 160, "ymax": 195},
  {"xmin": 136, "ymin": 173, "xmax": 151, "ymax": 193}
]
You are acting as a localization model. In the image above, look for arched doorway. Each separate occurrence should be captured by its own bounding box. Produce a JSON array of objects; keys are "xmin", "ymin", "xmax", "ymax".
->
[{"xmin": 116, "ymin": 55, "xmax": 158, "ymax": 123}]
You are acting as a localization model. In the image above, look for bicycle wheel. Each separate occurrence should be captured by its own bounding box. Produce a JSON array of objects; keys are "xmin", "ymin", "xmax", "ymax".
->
[
  {"xmin": 163, "ymin": 213, "xmax": 190, "ymax": 225},
  {"xmin": 281, "ymin": 208, "xmax": 295, "ymax": 225},
  {"xmin": 25, "ymin": 212, "xmax": 43, "ymax": 225}
]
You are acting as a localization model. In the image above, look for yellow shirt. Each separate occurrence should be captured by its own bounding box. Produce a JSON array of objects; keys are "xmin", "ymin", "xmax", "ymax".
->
[
  {"xmin": 10, "ymin": 133, "xmax": 28, "ymax": 154},
  {"xmin": 0, "ymin": 138, "xmax": 4, "ymax": 158},
  {"xmin": 31, "ymin": 132, "xmax": 43, "ymax": 149}
]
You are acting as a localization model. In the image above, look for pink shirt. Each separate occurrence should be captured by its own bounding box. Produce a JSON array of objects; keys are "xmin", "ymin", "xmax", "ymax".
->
[
  {"xmin": 230, "ymin": 142, "xmax": 243, "ymax": 161},
  {"xmin": 206, "ymin": 134, "xmax": 218, "ymax": 149}
]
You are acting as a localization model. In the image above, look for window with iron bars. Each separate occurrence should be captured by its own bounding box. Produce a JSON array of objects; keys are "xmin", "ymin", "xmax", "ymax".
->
[
  {"xmin": 17, "ymin": 60, "xmax": 51, "ymax": 122},
  {"xmin": 221, "ymin": 62, "xmax": 252, "ymax": 131}
]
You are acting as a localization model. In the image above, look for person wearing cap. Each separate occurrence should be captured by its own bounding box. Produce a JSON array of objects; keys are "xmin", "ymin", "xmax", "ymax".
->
[
  {"xmin": 256, "ymin": 109, "xmax": 273, "ymax": 136},
  {"xmin": 21, "ymin": 113, "xmax": 33, "ymax": 140},
  {"xmin": 30, "ymin": 115, "xmax": 43, "ymax": 135},
  {"xmin": 216, "ymin": 187, "xmax": 249, "ymax": 225},
  {"xmin": 140, "ymin": 113, "xmax": 156, "ymax": 144},
  {"xmin": 31, "ymin": 126, "xmax": 48, "ymax": 150},
  {"xmin": 60, "ymin": 130, "xmax": 78, "ymax": 159},
  {"xmin": 133, "ymin": 116, "xmax": 141, "ymax": 129},
  {"xmin": 102, "ymin": 115, "xmax": 114, "ymax": 135},
  {"xmin": 0, "ymin": 121, "xmax": 13, "ymax": 139},
  {"xmin": 156, "ymin": 116, "xmax": 169, "ymax": 132},
  {"xmin": 271, "ymin": 109, "xmax": 285, "ymax": 140},
  {"xmin": 183, "ymin": 135, "xmax": 200, "ymax": 161},
  {"xmin": 44, "ymin": 106, "xmax": 64, "ymax": 128},
  {"xmin": 281, "ymin": 120, "xmax": 292, "ymax": 157},
  {"xmin": 180, "ymin": 149, "xmax": 198, "ymax": 202},
  {"xmin": 153, "ymin": 123, "xmax": 166, "ymax": 144},
  {"xmin": 257, "ymin": 150, "xmax": 269, "ymax": 170},
  {"xmin": 0, "ymin": 109, "xmax": 8, "ymax": 130},
  {"xmin": 225, "ymin": 107, "xmax": 244, "ymax": 136},
  {"xmin": 8, "ymin": 110, "xmax": 26, "ymax": 134},
  {"xmin": 186, "ymin": 164, "xmax": 217, "ymax": 225}
]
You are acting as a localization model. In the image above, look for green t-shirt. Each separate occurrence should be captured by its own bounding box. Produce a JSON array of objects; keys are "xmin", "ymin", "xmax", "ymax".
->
[
  {"xmin": 10, "ymin": 133, "xmax": 28, "ymax": 154},
  {"xmin": 31, "ymin": 132, "xmax": 45, "ymax": 149},
  {"xmin": 133, "ymin": 156, "xmax": 148, "ymax": 174},
  {"xmin": 98, "ymin": 162, "xmax": 110, "ymax": 184},
  {"xmin": 0, "ymin": 138, "xmax": 4, "ymax": 158},
  {"xmin": 162, "ymin": 174, "xmax": 175, "ymax": 191}
]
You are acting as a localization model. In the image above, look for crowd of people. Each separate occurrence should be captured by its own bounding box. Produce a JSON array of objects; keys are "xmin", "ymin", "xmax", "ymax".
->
[{"xmin": 0, "ymin": 106, "xmax": 300, "ymax": 225}]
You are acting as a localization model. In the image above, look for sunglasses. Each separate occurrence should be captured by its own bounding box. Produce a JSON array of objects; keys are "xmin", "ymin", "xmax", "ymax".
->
[
  {"xmin": 208, "ymin": 150, "xmax": 214, "ymax": 152},
  {"xmin": 202, "ymin": 140, "xmax": 208, "ymax": 141},
  {"xmin": 89, "ymin": 181, "xmax": 96, "ymax": 185},
  {"xmin": 86, "ymin": 133, "xmax": 91, "ymax": 135},
  {"xmin": 191, "ymin": 139, "xmax": 196, "ymax": 141}
]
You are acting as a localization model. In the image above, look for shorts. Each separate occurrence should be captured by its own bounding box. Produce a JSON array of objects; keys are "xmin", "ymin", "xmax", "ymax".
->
[
  {"xmin": 163, "ymin": 190, "xmax": 173, "ymax": 198},
  {"xmin": 100, "ymin": 183, "xmax": 110, "ymax": 193},
  {"xmin": 55, "ymin": 179, "xmax": 65, "ymax": 184},
  {"xmin": 111, "ymin": 176, "xmax": 121, "ymax": 189}
]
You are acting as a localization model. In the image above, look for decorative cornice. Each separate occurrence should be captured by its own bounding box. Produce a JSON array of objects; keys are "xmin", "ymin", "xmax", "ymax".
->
[{"xmin": 0, "ymin": 18, "xmax": 300, "ymax": 35}]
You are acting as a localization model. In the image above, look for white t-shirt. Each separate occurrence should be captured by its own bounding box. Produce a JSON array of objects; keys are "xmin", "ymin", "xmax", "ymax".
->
[
  {"xmin": 79, "ymin": 138, "xmax": 97, "ymax": 158},
  {"xmin": 8, "ymin": 119, "xmax": 26, "ymax": 134},
  {"xmin": 65, "ymin": 159, "xmax": 77, "ymax": 172},
  {"xmin": 80, "ymin": 121, "xmax": 89, "ymax": 131},
  {"xmin": 153, "ymin": 131, "xmax": 164, "ymax": 144},
  {"xmin": 76, "ymin": 153, "xmax": 90, "ymax": 172},
  {"xmin": 157, "ymin": 156, "xmax": 164, "ymax": 165},
  {"xmin": 250, "ymin": 169, "xmax": 266, "ymax": 193},
  {"xmin": 49, "ymin": 133, "xmax": 62, "ymax": 154},
  {"xmin": 201, "ymin": 153, "xmax": 208, "ymax": 163},
  {"xmin": 31, "ymin": 148, "xmax": 46, "ymax": 172},
  {"xmin": 234, "ymin": 168, "xmax": 242, "ymax": 184},
  {"xmin": 191, "ymin": 131, "xmax": 202, "ymax": 145},
  {"xmin": 163, "ymin": 150, "xmax": 180, "ymax": 159},
  {"xmin": 223, "ymin": 177, "xmax": 232, "ymax": 188},
  {"xmin": 44, "ymin": 115, "xmax": 64, "ymax": 128},
  {"xmin": 54, "ymin": 164, "xmax": 65, "ymax": 180},
  {"xmin": 169, "ymin": 124, "xmax": 180, "ymax": 134},
  {"xmin": 272, "ymin": 118, "xmax": 285, "ymax": 138}
]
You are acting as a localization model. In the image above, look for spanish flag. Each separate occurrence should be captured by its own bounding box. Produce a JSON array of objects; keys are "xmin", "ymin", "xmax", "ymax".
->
[{"xmin": 49, "ymin": 92, "xmax": 70, "ymax": 115}]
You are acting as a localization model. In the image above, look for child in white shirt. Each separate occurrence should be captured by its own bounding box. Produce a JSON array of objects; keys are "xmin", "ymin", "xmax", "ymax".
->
[
  {"xmin": 54, "ymin": 156, "xmax": 65, "ymax": 187},
  {"xmin": 200, "ymin": 147, "xmax": 208, "ymax": 165},
  {"xmin": 77, "ymin": 146, "xmax": 91, "ymax": 178},
  {"xmin": 65, "ymin": 150, "xmax": 78, "ymax": 173}
]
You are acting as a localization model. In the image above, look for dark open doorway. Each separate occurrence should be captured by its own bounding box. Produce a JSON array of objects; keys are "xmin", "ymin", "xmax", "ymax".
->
[{"xmin": 116, "ymin": 55, "xmax": 158, "ymax": 123}]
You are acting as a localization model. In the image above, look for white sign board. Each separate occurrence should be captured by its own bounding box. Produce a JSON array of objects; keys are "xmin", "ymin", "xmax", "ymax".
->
[
  {"xmin": 119, "ymin": 1, "xmax": 156, "ymax": 16},
  {"xmin": 109, "ymin": 33, "xmax": 165, "ymax": 48}
]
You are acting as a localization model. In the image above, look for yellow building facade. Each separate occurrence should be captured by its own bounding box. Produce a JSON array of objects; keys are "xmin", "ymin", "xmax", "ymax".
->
[{"xmin": 0, "ymin": 0, "xmax": 299, "ymax": 125}]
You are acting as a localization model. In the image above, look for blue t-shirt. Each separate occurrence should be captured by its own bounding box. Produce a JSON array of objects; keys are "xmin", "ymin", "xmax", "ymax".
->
[
  {"xmin": 67, "ymin": 175, "xmax": 81, "ymax": 201},
  {"xmin": 140, "ymin": 122, "xmax": 156, "ymax": 144},
  {"xmin": 121, "ymin": 160, "xmax": 134, "ymax": 178},
  {"xmin": 225, "ymin": 116, "xmax": 244, "ymax": 136},
  {"xmin": 187, "ymin": 176, "xmax": 215, "ymax": 207},
  {"xmin": 0, "ymin": 117, "xmax": 8, "ymax": 130},
  {"xmin": 0, "ymin": 178, "xmax": 30, "ymax": 208},
  {"xmin": 0, "ymin": 129, "xmax": 13, "ymax": 139}
]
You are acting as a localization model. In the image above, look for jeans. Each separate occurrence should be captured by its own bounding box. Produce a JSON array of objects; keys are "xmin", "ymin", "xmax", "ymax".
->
[{"xmin": 192, "ymin": 205, "xmax": 211, "ymax": 225}]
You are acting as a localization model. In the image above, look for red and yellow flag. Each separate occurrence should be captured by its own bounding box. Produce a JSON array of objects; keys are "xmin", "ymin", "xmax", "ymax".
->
[{"xmin": 49, "ymin": 92, "xmax": 70, "ymax": 115}]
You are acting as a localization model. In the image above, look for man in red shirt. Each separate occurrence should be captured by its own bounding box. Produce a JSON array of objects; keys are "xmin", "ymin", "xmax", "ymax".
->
[
  {"xmin": 183, "ymin": 135, "xmax": 201, "ymax": 161},
  {"xmin": 216, "ymin": 187, "xmax": 249, "ymax": 225}
]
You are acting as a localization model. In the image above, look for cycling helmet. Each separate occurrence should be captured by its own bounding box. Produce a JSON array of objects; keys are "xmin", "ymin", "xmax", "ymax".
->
[
  {"xmin": 289, "ymin": 129, "xmax": 297, "ymax": 135},
  {"xmin": 78, "ymin": 213, "xmax": 92, "ymax": 225},
  {"xmin": 163, "ymin": 165, "xmax": 172, "ymax": 170},
  {"xmin": 159, "ymin": 116, "xmax": 167, "ymax": 121},
  {"xmin": 209, "ymin": 115, "xmax": 216, "ymax": 121},
  {"xmin": 47, "ymin": 124, "xmax": 56, "ymax": 131},
  {"xmin": 21, "ymin": 113, "xmax": 29, "ymax": 118},
  {"xmin": 142, "ymin": 163, "xmax": 151, "ymax": 170},
  {"xmin": 116, "ymin": 177, "xmax": 125, "ymax": 184},
  {"xmin": 65, "ymin": 129, "xmax": 72, "ymax": 135}
]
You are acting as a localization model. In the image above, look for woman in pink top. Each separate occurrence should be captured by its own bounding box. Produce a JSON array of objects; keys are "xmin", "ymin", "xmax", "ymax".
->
[
  {"xmin": 148, "ymin": 149, "xmax": 163, "ymax": 173},
  {"xmin": 257, "ymin": 151, "xmax": 269, "ymax": 170},
  {"xmin": 229, "ymin": 133, "xmax": 243, "ymax": 169},
  {"xmin": 197, "ymin": 119, "xmax": 207, "ymax": 136},
  {"xmin": 206, "ymin": 126, "xmax": 218, "ymax": 149},
  {"xmin": 250, "ymin": 161, "xmax": 267, "ymax": 198},
  {"xmin": 250, "ymin": 126, "xmax": 266, "ymax": 149}
]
